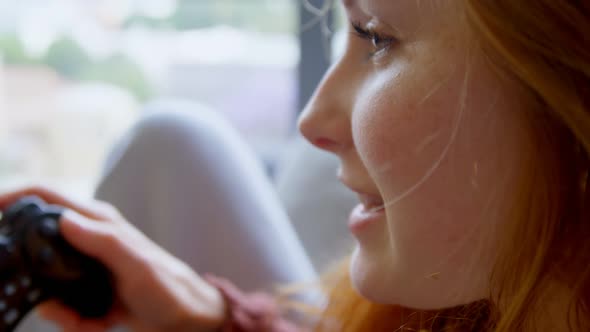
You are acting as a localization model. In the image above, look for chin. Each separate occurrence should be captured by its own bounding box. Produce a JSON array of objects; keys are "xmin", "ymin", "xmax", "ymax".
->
[
  {"xmin": 349, "ymin": 247, "xmax": 482, "ymax": 309},
  {"xmin": 349, "ymin": 246, "xmax": 395, "ymax": 304}
]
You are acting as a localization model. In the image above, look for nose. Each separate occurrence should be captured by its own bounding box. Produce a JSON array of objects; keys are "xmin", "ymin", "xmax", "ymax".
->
[{"xmin": 297, "ymin": 62, "xmax": 353, "ymax": 155}]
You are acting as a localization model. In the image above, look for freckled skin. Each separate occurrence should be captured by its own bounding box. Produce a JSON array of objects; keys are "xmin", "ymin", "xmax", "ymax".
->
[{"xmin": 299, "ymin": 0, "xmax": 534, "ymax": 309}]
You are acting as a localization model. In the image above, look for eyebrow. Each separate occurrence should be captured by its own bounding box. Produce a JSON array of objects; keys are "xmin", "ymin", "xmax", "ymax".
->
[
  {"xmin": 344, "ymin": 0, "xmax": 412, "ymax": 37},
  {"xmin": 342, "ymin": 0, "xmax": 355, "ymax": 9}
]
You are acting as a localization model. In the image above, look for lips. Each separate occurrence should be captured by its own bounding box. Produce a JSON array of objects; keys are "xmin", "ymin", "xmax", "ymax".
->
[
  {"xmin": 338, "ymin": 171, "xmax": 387, "ymax": 234},
  {"xmin": 358, "ymin": 193, "xmax": 385, "ymax": 211},
  {"xmin": 337, "ymin": 173, "xmax": 385, "ymax": 209}
]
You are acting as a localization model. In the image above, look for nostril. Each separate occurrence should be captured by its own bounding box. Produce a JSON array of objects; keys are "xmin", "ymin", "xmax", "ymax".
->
[
  {"xmin": 312, "ymin": 137, "xmax": 341, "ymax": 152},
  {"xmin": 298, "ymin": 105, "xmax": 349, "ymax": 154}
]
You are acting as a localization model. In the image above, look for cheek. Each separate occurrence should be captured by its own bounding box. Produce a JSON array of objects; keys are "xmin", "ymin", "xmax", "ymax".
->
[
  {"xmin": 352, "ymin": 57, "xmax": 527, "ymax": 277},
  {"xmin": 352, "ymin": 67, "xmax": 472, "ymax": 260},
  {"xmin": 352, "ymin": 63, "xmax": 462, "ymax": 200}
]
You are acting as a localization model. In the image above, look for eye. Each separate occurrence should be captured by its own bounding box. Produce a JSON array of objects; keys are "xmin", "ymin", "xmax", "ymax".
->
[{"xmin": 350, "ymin": 21, "xmax": 398, "ymax": 59}]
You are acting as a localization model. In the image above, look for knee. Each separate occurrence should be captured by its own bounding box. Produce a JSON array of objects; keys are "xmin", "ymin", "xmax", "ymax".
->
[
  {"xmin": 99, "ymin": 100, "xmax": 235, "ymax": 178},
  {"xmin": 131, "ymin": 100, "xmax": 236, "ymax": 154}
]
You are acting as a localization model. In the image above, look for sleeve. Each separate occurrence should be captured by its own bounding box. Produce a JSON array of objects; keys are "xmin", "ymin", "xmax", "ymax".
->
[{"xmin": 204, "ymin": 274, "xmax": 309, "ymax": 332}]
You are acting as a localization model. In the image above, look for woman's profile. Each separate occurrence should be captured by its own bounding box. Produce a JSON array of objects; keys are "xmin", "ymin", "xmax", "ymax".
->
[{"xmin": 0, "ymin": 0, "xmax": 588, "ymax": 331}]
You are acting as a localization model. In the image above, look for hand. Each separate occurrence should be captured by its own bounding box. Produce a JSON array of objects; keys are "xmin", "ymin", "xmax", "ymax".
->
[{"xmin": 0, "ymin": 186, "xmax": 227, "ymax": 332}]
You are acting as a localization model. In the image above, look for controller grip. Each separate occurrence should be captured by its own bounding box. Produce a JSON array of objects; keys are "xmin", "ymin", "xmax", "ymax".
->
[
  {"xmin": 32, "ymin": 210, "xmax": 115, "ymax": 318},
  {"xmin": 0, "ymin": 195, "xmax": 116, "ymax": 330},
  {"xmin": 48, "ymin": 251, "xmax": 115, "ymax": 317}
]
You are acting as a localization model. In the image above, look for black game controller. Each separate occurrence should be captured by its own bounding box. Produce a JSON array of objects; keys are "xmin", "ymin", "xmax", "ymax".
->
[{"xmin": 0, "ymin": 196, "xmax": 114, "ymax": 332}]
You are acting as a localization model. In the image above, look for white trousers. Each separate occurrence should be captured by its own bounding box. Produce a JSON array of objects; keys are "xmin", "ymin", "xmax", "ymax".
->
[
  {"xmin": 94, "ymin": 103, "xmax": 317, "ymax": 292},
  {"xmin": 18, "ymin": 102, "xmax": 316, "ymax": 332}
]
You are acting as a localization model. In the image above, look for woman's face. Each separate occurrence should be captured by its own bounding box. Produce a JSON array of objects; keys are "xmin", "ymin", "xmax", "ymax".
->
[{"xmin": 299, "ymin": 0, "xmax": 532, "ymax": 309}]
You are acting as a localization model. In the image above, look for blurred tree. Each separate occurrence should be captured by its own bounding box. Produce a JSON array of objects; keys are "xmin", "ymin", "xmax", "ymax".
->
[
  {"xmin": 78, "ymin": 55, "xmax": 153, "ymax": 101},
  {"xmin": 0, "ymin": 34, "xmax": 152, "ymax": 101},
  {"xmin": 168, "ymin": 0, "xmax": 217, "ymax": 29},
  {"xmin": 44, "ymin": 37, "xmax": 92, "ymax": 77},
  {"xmin": 0, "ymin": 35, "xmax": 40, "ymax": 65},
  {"xmin": 124, "ymin": 15, "xmax": 174, "ymax": 29},
  {"xmin": 125, "ymin": 0, "xmax": 295, "ymax": 33}
]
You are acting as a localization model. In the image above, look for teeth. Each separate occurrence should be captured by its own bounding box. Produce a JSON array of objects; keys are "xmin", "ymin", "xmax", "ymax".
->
[{"xmin": 359, "ymin": 194, "xmax": 384, "ymax": 210}]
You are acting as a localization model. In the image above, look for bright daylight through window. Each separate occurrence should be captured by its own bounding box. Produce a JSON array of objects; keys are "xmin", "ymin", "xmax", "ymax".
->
[{"xmin": 0, "ymin": 0, "xmax": 297, "ymax": 197}]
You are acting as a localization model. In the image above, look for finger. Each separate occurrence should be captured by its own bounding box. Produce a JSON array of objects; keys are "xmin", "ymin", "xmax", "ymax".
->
[
  {"xmin": 0, "ymin": 185, "xmax": 109, "ymax": 220},
  {"xmin": 36, "ymin": 301, "xmax": 110, "ymax": 332},
  {"xmin": 58, "ymin": 318, "xmax": 113, "ymax": 332},
  {"xmin": 63, "ymin": 327, "xmax": 102, "ymax": 332},
  {"xmin": 37, "ymin": 300, "xmax": 79, "ymax": 326},
  {"xmin": 63, "ymin": 318, "xmax": 115, "ymax": 332},
  {"xmin": 39, "ymin": 298, "xmax": 128, "ymax": 327},
  {"xmin": 59, "ymin": 209, "xmax": 140, "ymax": 275}
]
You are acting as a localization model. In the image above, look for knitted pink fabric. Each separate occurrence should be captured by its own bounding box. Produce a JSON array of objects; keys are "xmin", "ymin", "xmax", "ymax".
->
[{"xmin": 204, "ymin": 274, "xmax": 308, "ymax": 332}]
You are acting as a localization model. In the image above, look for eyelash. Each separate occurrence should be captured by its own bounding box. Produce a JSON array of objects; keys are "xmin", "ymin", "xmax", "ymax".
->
[{"xmin": 350, "ymin": 21, "xmax": 397, "ymax": 59}]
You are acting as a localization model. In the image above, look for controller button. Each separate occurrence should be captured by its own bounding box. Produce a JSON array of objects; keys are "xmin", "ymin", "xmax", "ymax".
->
[
  {"xmin": 3, "ymin": 309, "xmax": 18, "ymax": 325},
  {"xmin": 4, "ymin": 284, "xmax": 16, "ymax": 297},
  {"xmin": 39, "ymin": 247, "xmax": 55, "ymax": 265},
  {"xmin": 0, "ymin": 301, "xmax": 6, "ymax": 311},
  {"xmin": 20, "ymin": 277, "xmax": 31, "ymax": 288},
  {"xmin": 27, "ymin": 289, "xmax": 41, "ymax": 303},
  {"xmin": 0, "ymin": 244, "xmax": 12, "ymax": 263},
  {"xmin": 39, "ymin": 218, "xmax": 59, "ymax": 237}
]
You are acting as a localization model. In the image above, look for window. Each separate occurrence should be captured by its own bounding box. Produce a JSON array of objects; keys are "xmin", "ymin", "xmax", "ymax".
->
[{"xmin": 0, "ymin": 0, "xmax": 298, "ymax": 197}]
